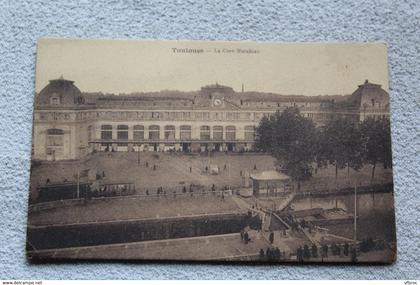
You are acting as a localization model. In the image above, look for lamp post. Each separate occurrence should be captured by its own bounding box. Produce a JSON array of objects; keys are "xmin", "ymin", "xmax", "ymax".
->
[
  {"xmin": 353, "ymin": 183, "xmax": 357, "ymax": 241},
  {"xmin": 137, "ymin": 144, "xmax": 140, "ymax": 165}
]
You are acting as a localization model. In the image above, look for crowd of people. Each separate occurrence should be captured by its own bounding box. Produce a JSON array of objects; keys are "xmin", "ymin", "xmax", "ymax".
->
[{"xmin": 259, "ymin": 247, "xmax": 284, "ymax": 261}]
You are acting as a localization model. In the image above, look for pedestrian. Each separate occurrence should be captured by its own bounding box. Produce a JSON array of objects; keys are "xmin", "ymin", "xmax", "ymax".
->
[
  {"xmin": 351, "ymin": 248, "xmax": 358, "ymax": 262},
  {"xmin": 244, "ymin": 231, "xmax": 249, "ymax": 244},
  {"xmin": 146, "ymin": 161, "xmax": 149, "ymax": 167},
  {"xmin": 259, "ymin": 249, "xmax": 265, "ymax": 261},
  {"xmin": 266, "ymin": 248, "xmax": 271, "ymax": 261},
  {"xmin": 274, "ymin": 247, "xmax": 281, "ymax": 260},
  {"xmin": 46, "ymin": 178, "xmax": 50, "ymax": 184},
  {"xmin": 224, "ymin": 164, "xmax": 227, "ymax": 170},
  {"xmin": 253, "ymin": 164, "xmax": 257, "ymax": 170},
  {"xmin": 146, "ymin": 189, "xmax": 149, "ymax": 195},
  {"xmin": 332, "ymin": 243, "xmax": 338, "ymax": 256},
  {"xmin": 240, "ymin": 230, "xmax": 244, "ymax": 242},
  {"xmin": 297, "ymin": 246, "xmax": 303, "ymax": 262},
  {"xmin": 312, "ymin": 244, "xmax": 318, "ymax": 258},
  {"xmin": 189, "ymin": 166, "xmax": 192, "ymax": 173},
  {"xmin": 240, "ymin": 170, "xmax": 242, "ymax": 176},
  {"xmin": 344, "ymin": 243, "xmax": 349, "ymax": 256},
  {"xmin": 182, "ymin": 186, "xmax": 186, "ymax": 193},
  {"xmin": 153, "ymin": 164, "xmax": 156, "ymax": 171},
  {"xmin": 205, "ymin": 166, "xmax": 208, "ymax": 172},
  {"xmin": 323, "ymin": 244, "xmax": 328, "ymax": 258},
  {"xmin": 269, "ymin": 232, "xmax": 274, "ymax": 244},
  {"xmin": 303, "ymin": 245, "xmax": 311, "ymax": 259}
]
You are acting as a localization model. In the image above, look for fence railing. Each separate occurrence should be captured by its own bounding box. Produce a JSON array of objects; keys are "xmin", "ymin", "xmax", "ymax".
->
[{"xmin": 28, "ymin": 189, "xmax": 235, "ymax": 213}]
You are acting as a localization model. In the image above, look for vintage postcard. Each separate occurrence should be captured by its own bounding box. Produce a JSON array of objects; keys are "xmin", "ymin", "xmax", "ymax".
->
[{"xmin": 27, "ymin": 39, "xmax": 396, "ymax": 263}]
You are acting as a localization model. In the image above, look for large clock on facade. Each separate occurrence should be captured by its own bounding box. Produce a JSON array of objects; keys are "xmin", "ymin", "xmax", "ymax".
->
[{"xmin": 213, "ymin": 98, "xmax": 222, "ymax": 106}]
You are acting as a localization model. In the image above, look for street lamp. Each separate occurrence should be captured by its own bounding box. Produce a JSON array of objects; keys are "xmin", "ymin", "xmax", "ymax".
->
[{"xmin": 137, "ymin": 144, "xmax": 141, "ymax": 165}]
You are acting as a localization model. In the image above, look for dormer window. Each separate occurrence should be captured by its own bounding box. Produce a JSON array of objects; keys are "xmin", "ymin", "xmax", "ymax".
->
[{"xmin": 50, "ymin": 96, "xmax": 60, "ymax": 105}]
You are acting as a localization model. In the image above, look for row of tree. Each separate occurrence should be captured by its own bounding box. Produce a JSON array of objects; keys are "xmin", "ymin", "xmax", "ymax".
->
[{"xmin": 255, "ymin": 107, "xmax": 392, "ymax": 186}]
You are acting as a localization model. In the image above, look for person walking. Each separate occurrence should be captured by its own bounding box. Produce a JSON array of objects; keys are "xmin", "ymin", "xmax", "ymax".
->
[
  {"xmin": 297, "ymin": 246, "xmax": 303, "ymax": 262},
  {"xmin": 244, "ymin": 231, "xmax": 249, "ymax": 244},
  {"xmin": 274, "ymin": 247, "xmax": 281, "ymax": 260},
  {"xmin": 259, "ymin": 249, "xmax": 265, "ymax": 261},
  {"xmin": 269, "ymin": 231, "xmax": 274, "ymax": 244}
]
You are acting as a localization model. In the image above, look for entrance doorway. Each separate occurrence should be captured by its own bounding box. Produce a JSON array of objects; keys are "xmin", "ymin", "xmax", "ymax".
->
[
  {"xmin": 182, "ymin": 143, "xmax": 190, "ymax": 152},
  {"xmin": 227, "ymin": 143, "xmax": 235, "ymax": 151}
]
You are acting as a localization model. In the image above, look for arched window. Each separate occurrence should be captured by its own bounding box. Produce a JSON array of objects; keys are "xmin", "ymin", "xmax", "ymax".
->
[
  {"xmin": 133, "ymin": 125, "xmax": 144, "ymax": 141},
  {"xmin": 244, "ymin": 126, "xmax": 255, "ymax": 140},
  {"xmin": 87, "ymin": 125, "xmax": 92, "ymax": 144},
  {"xmin": 213, "ymin": 126, "xmax": 223, "ymax": 140},
  {"xmin": 200, "ymin": 126, "xmax": 210, "ymax": 140},
  {"xmin": 226, "ymin": 126, "xmax": 236, "ymax": 141},
  {"xmin": 50, "ymin": 96, "xmax": 60, "ymax": 105},
  {"xmin": 101, "ymin": 125, "xmax": 112, "ymax": 140},
  {"xmin": 180, "ymin": 125, "xmax": 191, "ymax": 140},
  {"xmin": 164, "ymin": 125, "xmax": 176, "ymax": 140},
  {"xmin": 149, "ymin": 125, "xmax": 160, "ymax": 140},
  {"xmin": 47, "ymin": 128, "xmax": 64, "ymax": 136},
  {"xmin": 117, "ymin": 125, "xmax": 128, "ymax": 140},
  {"xmin": 46, "ymin": 128, "xmax": 64, "ymax": 158}
]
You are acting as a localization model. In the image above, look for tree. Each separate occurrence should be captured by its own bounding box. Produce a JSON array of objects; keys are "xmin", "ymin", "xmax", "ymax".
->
[
  {"xmin": 318, "ymin": 117, "xmax": 363, "ymax": 184},
  {"xmin": 255, "ymin": 107, "xmax": 317, "ymax": 187},
  {"xmin": 361, "ymin": 118, "xmax": 392, "ymax": 183}
]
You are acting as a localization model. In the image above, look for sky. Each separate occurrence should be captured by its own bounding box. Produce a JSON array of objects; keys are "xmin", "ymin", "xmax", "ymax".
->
[{"xmin": 35, "ymin": 38, "xmax": 389, "ymax": 96}]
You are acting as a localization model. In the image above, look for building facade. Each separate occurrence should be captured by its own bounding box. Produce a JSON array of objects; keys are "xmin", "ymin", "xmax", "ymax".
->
[{"xmin": 32, "ymin": 78, "xmax": 390, "ymax": 161}]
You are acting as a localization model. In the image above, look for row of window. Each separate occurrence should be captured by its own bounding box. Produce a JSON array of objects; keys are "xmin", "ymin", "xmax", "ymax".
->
[
  {"xmin": 37, "ymin": 109, "xmax": 363, "ymax": 123},
  {"xmin": 100, "ymin": 125, "xmax": 255, "ymax": 141},
  {"xmin": 37, "ymin": 111, "xmax": 275, "ymax": 122}
]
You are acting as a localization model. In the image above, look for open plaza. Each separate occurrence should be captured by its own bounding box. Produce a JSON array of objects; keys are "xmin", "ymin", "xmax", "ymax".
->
[
  {"xmin": 27, "ymin": 151, "xmax": 394, "ymax": 262},
  {"xmin": 30, "ymin": 151, "xmax": 392, "ymax": 197}
]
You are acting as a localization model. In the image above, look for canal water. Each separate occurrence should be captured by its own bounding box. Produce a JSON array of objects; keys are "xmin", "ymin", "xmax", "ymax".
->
[{"xmin": 291, "ymin": 192, "xmax": 396, "ymax": 242}]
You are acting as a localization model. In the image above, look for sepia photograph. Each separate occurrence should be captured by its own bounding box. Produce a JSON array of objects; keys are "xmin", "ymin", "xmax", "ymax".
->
[{"xmin": 26, "ymin": 39, "xmax": 396, "ymax": 263}]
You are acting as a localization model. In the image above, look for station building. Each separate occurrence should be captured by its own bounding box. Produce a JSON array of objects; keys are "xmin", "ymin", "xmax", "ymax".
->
[{"xmin": 32, "ymin": 78, "xmax": 390, "ymax": 161}]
